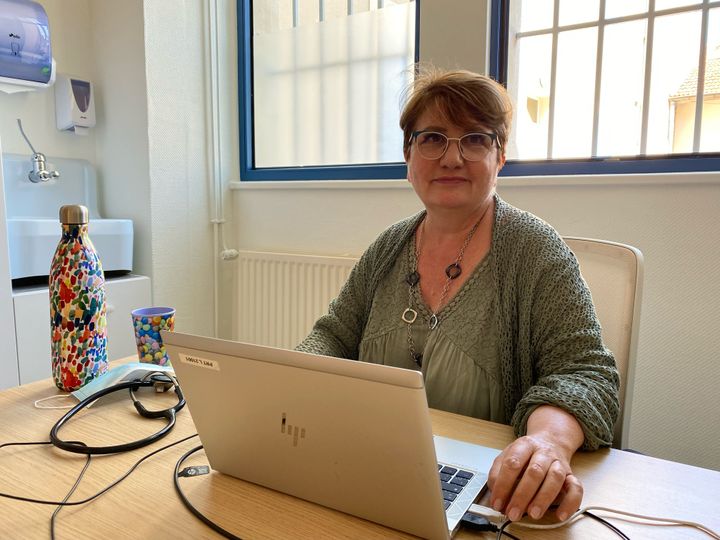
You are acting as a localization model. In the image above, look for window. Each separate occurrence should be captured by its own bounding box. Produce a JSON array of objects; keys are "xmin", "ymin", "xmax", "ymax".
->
[
  {"xmin": 239, "ymin": 0, "xmax": 418, "ymax": 181},
  {"xmin": 491, "ymin": 0, "xmax": 720, "ymax": 175}
]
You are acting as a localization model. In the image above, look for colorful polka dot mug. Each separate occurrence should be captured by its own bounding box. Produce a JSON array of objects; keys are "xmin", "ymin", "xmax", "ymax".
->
[{"xmin": 131, "ymin": 307, "xmax": 175, "ymax": 366}]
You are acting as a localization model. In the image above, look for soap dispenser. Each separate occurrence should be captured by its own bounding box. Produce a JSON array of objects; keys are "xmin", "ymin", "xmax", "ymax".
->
[{"xmin": 55, "ymin": 74, "xmax": 96, "ymax": 135}]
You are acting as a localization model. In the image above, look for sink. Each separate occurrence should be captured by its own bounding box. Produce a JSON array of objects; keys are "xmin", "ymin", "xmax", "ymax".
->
[
  {"xmin": 6, "ymin": 218, "xmax": 133, "ymax": 280},
  {"xmin": 2, "ymin": 153, "xmax": 133, "ymax": 280}
]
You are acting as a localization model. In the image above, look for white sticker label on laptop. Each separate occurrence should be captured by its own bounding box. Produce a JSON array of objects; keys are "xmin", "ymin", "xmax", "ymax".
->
[{"xmin": 178, "ymin": 353, "xmax": 220, "ymax": 371}]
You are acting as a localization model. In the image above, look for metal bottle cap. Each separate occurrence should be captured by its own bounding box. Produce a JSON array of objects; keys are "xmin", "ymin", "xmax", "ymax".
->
[{"xmin": 59, "ymin": 205, "xmax": 89, "ymax": 225}]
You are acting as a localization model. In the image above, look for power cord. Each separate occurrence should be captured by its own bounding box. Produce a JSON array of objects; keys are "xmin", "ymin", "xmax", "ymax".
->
[
  {"xmin": 0, "ymin": 434, "xmax": 197, "ymax": 506},
  {"xmin": 50, "ymin": 442, "xmax": 91, "ymax": 540},
  {"xmin": 0, "ymin": 434, "xmax": 198, "ymax": 539},
  {"xmin": 495, "ymin": 505, "xmax": 720, "ymax": 540},
  {"xmin": 173, "ymin": 444, "xmax": 243, "ymax": 540}
]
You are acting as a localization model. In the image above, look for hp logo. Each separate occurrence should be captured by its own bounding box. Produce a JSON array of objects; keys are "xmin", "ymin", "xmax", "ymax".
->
[{"xmin": 280, "ymin": 413, "xmax": 306, "ymax": 447}]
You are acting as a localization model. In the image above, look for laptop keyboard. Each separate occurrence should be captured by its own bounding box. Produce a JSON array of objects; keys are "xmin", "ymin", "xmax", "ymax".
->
[{"xmin": 438, "ymin": 463, "xmax": 475, "ymax": 510}]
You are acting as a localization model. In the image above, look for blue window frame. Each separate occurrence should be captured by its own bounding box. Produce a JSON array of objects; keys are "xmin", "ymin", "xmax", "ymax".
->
[
  {"xmin": 238, "ymin": 0, "xmax": 420, "ymax": 182},
  {"xmin": 239, "ymin": 1, "xmax": 719, "ymax": 181}
]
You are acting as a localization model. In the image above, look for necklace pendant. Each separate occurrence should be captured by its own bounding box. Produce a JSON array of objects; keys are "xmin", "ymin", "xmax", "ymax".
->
[
  {"xmin": 402, "ymin": 307, "xmax": 418, "ymax": 324},
  {"xmin": 445, "ymin": 263, "xmax": 462, "ymax": 279},
  {"xmin": 406, "ymin": 271, "xmax": 420, "ymax": 286},
  {"xmin": 429, "ymin": 313, "xmax": 439, "ymax": 330}
]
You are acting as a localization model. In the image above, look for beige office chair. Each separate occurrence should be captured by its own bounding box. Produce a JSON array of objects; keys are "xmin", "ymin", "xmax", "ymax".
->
[{"xmin": 563, "ymin": 237, "xmax": 644, "ymax": 449}]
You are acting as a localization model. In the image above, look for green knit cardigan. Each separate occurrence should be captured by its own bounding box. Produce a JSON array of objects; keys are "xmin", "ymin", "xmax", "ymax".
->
[{"xmin": 297, "ymin": 195, "xmax": 619, "ymax": 450}]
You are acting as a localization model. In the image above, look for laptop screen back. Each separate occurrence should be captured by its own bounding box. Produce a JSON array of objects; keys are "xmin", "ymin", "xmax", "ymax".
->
[{"xmin": 164, "ymin": 332, "xmax": 451, "ymax": 540}]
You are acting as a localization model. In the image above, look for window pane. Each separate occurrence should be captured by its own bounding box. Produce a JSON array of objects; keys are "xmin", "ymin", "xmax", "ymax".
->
[
  {"xmin": 517, "ymin": 0, "xmax": 554, "ymax": 32},
  {"xmin": 647, "ymin": 11, "xmax": 701, "ymax": 155},
  {"xmin": 605, "ymin": 0, "xmax": 648, "ymax": 19},
  {"xmin": 559, "ymin": 0, "xmax": 599, "ymax": 26},
  {"xmin": 552, "ymin": 28, "xmax": 598, "ymax": 159},
  {"xmin": 321, "ymin": 0, "xmax": 350, "ymax": 21},
  {"xmin": 349, "ymin": 0, "xmax": 371, "ymax": 14},
  {"xmin": 655, "ymin": 0, "xmax": 698, "ymax": 11},
  {"xmin": 700, "ymin": 8, "xmax": 720, "ymax": 152},
  {"xmin": 507, "ymin": 34, "xmax": 552, "ymax": 160},
  {"xmin": 295, "ymin": 1, "xmax": 320, "ymax": 26},
  {"xmin": 253, "ymin": 0, "xmax": 294, "ymax": 33},
  {"xmin": 503, "ymin": 0, "xmax": 718, "ymax": 173},
  {"xmin": 252, "ymin": 1, "xmax": 415, "ymax": 168},
  {"xmin": 597, "ymin": 20, "xmax": 647, "ymax": 156}
]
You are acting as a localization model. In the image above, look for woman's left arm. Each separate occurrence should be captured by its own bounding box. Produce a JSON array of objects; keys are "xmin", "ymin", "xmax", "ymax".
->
[
  {"xmin": 488, "ymin": 232, "xmax": 620, "ymax": 521},
  {"xmin": 487, "ymin": 404, "xmax": 585, "ymax": 521}
]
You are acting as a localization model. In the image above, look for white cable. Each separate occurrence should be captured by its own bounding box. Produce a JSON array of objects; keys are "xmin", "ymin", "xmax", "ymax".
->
[
  {"xmin": 468, "ymin": 504, "xmax": 506, "ymax": 526},
  {"xmin": 34, "ymin": 394, "xmax": 73, "ymax": 409},
  {"xmin": 502, "ymin": 505, "xmax": 720, "ymax": 539}
]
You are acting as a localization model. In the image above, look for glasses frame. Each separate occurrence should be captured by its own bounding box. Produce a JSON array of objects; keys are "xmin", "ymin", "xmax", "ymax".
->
[{"xmin": 410, "ymin": 130, "xmax": 501, "ymax": 161}]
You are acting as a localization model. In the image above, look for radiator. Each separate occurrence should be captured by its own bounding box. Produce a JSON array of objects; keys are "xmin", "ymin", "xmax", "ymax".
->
[{"xmin": 235, "ymin": 250, "xmax": 358, "ymax": 349}]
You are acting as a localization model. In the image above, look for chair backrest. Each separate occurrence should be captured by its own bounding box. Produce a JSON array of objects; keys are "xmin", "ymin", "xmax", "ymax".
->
[{"xmin": 563, "ymin": 237, "xmax": 643, "ymax": 449}]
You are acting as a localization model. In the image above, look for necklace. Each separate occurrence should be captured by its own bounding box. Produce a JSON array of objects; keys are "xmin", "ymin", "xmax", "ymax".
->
[{"xmin": 401, "ymin": 207, "xmax": 490, "ymax": 368}]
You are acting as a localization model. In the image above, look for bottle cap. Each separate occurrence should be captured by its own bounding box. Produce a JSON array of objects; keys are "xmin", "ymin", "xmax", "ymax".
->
[{"xmin": 59, "ymin": 205, "xmax": 89, "ymax": 224}]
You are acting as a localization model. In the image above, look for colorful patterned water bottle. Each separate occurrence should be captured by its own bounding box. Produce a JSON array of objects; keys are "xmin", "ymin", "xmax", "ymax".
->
[{"xmin": 49, "ymin": 205, "xmax": 108, "ymax": 391}]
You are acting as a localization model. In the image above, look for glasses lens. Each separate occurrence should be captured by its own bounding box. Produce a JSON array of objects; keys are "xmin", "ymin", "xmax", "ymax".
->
[
  {"xmin": 415, "ymin": 132, "xmax": 447, "ymax": 159},
  {"xmin": 460, "ymin": 133, "xmax": 494, "ymax": 160}
]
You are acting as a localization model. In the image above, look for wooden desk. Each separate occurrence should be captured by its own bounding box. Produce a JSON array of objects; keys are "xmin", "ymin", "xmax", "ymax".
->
[{"xmin": 1, "ymin": 365, "xmax": 718, "ymax": 540}]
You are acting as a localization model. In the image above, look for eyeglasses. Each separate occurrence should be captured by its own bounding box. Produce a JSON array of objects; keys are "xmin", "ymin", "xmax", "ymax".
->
[{"xmin": 410, "ymin": 130, "xmax": 500, "ymax": 161}]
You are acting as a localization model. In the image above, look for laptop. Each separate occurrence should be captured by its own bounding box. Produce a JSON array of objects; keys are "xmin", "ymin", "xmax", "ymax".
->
[{"xmin": 163, "ymin": 331, "xmax": 501, "ymax": 540}]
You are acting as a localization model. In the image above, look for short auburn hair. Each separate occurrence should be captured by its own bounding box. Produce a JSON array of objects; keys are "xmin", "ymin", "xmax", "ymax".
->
[{"xmin": 400, "ymin": 66, "xmax": 513, "ymax": 159}]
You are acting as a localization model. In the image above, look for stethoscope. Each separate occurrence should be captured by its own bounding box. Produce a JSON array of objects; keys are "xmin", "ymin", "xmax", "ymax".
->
[{"xmin": 49, "ymin": 372, "xmax": 186, "ymax": 455}]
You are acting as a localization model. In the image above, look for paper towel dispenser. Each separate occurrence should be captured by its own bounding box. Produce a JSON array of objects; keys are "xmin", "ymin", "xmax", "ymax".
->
[{"xmin": 0, "ymin": 0, "xmax": 55, "ymax": 91}]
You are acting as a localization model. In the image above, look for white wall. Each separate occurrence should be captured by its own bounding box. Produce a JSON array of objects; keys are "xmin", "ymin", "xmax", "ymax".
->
[
  {"xmin": 227, "ymin": 1, "xmax": 720, "ymax": 471},
  {"xmin": 89, "ymin": 0, "xmax": 153, "ymax": 280},
  {"xmin": 419, "ymin": 0, "xmax": 489, "ymax": 73},
  {"xmin": 89, "ymin": 0, "xmax": 215, "ymax": 336},
  {"xmin": 0, "ymin": 0, "xmax": 216, "ymax": 350}
]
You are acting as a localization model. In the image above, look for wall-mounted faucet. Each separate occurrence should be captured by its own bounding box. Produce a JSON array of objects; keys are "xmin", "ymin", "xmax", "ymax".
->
[{"xmin": 17, "ymin": 119, "xmax": 60, "ymax": 183}]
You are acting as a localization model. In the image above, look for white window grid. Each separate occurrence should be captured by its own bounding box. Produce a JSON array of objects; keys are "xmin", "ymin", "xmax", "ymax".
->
[{"xmin": 512, "ymin": 0, "xmax": 720, "ymax": 158}]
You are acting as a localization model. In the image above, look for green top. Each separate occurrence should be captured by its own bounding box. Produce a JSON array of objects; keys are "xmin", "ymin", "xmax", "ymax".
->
[
  {"xmin": 297, "ymin": 195, "xmax": 619, "ymax": 450},
  {"xmin": 359, "ymin": 237, "xmax": 504, "ymax": 423}
]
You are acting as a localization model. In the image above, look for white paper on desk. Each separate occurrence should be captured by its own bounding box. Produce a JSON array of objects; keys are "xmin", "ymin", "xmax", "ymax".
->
[{"xmin": 71, "ymin": 362, "xmax": 175, "ymax": 402}]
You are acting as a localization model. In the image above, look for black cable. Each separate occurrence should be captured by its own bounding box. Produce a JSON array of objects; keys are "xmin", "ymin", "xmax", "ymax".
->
[
  {"xmin": 50, "ymin": 443, "xmax": 92, "ymax": 540},
  {"xmin": 0, "ymin": 440, "xmax": 92, "ymax": 540},
  {"xmin": 497, "ymin": 519, "xmax": 512, "ymax": 540},
  {"xmin": 501, "ymin": 529, "xmax": 521, "ymax": 540},
  {"xmin": 0, "ymin": 440, "xmax": 53, "ymax": 450},
  {"xmin": 584, "ymin": 510, "xmax": 631, "ymax": 540},
  {"xmin": 459, "ymin": 512, "xmax": 522, "ymax": 539},
  {"xmin": 0, "ymin": 433, "xmax": 198, "ymax": 506},
  {"xmin": 173, "ymin": 444, "xmax": 243, "ymax": 540}
]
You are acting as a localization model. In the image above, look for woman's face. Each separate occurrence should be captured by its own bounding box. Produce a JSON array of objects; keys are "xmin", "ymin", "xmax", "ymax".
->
[{"xmin": 405, "ymin": 106, "xmax": 505, "ymax": 214}]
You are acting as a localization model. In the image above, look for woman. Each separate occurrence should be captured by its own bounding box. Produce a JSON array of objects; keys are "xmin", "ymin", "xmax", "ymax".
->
[{"xmin": 297, "ymin": 67, "xmax": 619, "ymax": 523}]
